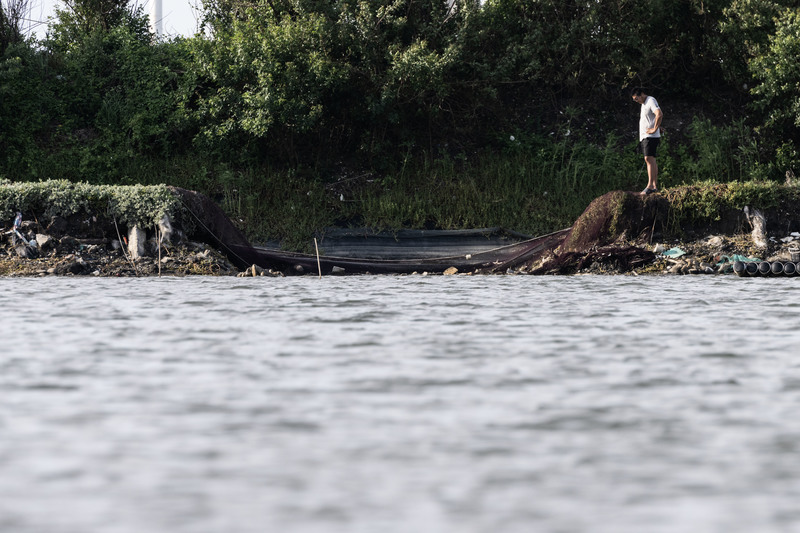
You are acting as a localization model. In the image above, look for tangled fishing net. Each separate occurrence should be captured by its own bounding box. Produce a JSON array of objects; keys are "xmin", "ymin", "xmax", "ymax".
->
[{"xmin": 521, "ymin": 191, "xmax": 663, "ymax": 274}]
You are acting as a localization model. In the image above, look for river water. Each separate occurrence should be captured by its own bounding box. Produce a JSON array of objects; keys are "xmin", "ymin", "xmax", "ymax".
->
[{"xmin": 2, "ymin": 274, "xmax": 800, "ymax": 533}]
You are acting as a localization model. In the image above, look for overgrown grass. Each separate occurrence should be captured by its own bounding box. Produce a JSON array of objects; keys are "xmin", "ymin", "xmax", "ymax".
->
[
  {"xmin": 0, "ymin": 179, "xmax": 179, "ymax": 228},
  {"xmin": 659, "ymin": 117, "xmax": 772, "ymax": 185},
  {"xmin": 663, "ymin": 179, "xmax": 787, "ymax": 225},
  {"xmin": 356, "ymin": 134, "xmax": 644, "ymax": 236},
  {"xmin": 136, "ymin": 133, "xmax": 647, "ymax": 250}
]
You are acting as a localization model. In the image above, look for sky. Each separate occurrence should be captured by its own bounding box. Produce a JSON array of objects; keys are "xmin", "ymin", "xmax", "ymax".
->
[{"xmin": 22, "ymin": 0, "xmax": 201, "ymax": 39}]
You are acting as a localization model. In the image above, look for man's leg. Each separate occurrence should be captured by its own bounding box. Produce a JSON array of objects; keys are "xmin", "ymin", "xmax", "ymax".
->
[{"xmin": 644, "ymin": 155, "xmax": 658, "ymax": 190}]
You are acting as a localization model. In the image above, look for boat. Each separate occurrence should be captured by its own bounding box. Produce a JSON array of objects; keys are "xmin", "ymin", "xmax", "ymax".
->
[
  {"xmin": 171, "ymin": 186, "xmax": 568, "ymax": 275},
  {"xmin": 225, "ymin": 228, "xmax": 569, "ymax": 275}
]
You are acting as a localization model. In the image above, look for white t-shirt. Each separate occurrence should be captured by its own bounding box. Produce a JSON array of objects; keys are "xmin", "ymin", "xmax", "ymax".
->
[{"xmin": 639, "ymin": 96, "xmax": 661, "ymax": 141}]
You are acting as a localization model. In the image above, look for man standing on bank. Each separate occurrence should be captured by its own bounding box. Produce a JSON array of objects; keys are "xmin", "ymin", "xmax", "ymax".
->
[{"xmin": 631, "ymin": 88, "xmax": 663, "ymax": 195}]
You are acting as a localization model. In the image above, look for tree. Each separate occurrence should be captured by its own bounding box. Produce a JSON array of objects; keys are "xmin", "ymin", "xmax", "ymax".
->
[
  {"xmin": 749, "ymin": 8, "xmax": 800, "ymax": 129},
  {"xmin": 1, "ymin": 0, "xmax": 27, "ymax": 54},
  {"xmin": 186, "ymin": 0, "xmax": 465, "ymax": 166},
  {"xmin": 56, "ymin": 0, "xmax": 132, "ymax": 35},
  {"xmin": 747, "ymin": 6, "xmax": 800, "ymax": 174}
]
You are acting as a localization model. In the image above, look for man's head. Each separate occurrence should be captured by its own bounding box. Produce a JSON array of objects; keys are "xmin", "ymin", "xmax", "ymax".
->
[{"xmin": 631, "ymin": 87, "xmax": 647, "ymax": 104}]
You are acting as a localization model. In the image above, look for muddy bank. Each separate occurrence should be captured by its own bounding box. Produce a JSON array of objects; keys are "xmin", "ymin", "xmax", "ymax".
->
[
  {"xmin": 3, "ymin": 182, "xmax": 799, "ymax": 277},
  {"xmin": 0, "ymin": 215, "xmax": 240, "ymax": 277},
  {"xmin": 517, "ymin": 186, "xmax": 800, "ymax": 276},
  {"xmin": 0, "ymin": 184, "xmax": 287, "ymax": 278}
]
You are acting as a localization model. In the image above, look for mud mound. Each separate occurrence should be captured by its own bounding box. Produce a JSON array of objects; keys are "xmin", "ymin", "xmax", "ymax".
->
[
  {"xmin": 559, "ymin": 190, "xmax": 667, "ymax": 252},
  {"xmin": 522, "ymin": 190, "xmax": 665, "ymax": 274}
]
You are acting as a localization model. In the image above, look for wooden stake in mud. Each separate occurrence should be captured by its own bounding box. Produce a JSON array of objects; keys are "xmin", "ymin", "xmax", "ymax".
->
[
  {"xmin": 113, "ymin": 215, "xmax": 139, "ymax": 277},
  {"xmin": 157, "ymin": 225, "xmax": 162, "ymax": 277},
  {"xmin": 314, "ymin": 237, "xmax": 322, "ymax": 278},
  {"xmin": 650, "ymin": 215, "xmax": 657, "ymax": 244}
]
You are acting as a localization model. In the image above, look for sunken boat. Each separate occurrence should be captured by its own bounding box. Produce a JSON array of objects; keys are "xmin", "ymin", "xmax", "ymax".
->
[
  {"xmin": 172, "ymin": 186, "xmax": 568, "ymax": 275},
  {"xmin": 227, "ymin": 228, "xmax": 570, "ymax": 275}
]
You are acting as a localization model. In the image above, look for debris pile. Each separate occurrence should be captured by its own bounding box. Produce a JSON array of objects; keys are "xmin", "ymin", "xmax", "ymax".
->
[{"xmin": 1, "ymin": 212, "xmax": 238, "ymax": 277}]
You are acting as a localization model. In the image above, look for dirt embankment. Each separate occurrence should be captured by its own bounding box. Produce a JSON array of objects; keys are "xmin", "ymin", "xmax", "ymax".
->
[
  {"xmin": 3, "ymin": 185, "xmax": 799, "ymax": 277},
  {"xmin": 518, "ymin": 186, "xmax": 800, "ymax": 276}
]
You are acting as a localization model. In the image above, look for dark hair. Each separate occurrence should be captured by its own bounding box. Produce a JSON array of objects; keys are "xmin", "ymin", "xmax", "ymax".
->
[{"xmin": 630, "ymin": 87, "xmax": 646, "ymax": 97}]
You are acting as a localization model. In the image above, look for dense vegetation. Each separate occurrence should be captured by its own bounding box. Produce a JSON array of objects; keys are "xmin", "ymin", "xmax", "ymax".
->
[
  {"xmin": 2, "ymin": 0, "xmax": 800, "ymax": 249},
  {"xmin": 0, "ymin": 179, "xmax": 179, "ymax": 228}
]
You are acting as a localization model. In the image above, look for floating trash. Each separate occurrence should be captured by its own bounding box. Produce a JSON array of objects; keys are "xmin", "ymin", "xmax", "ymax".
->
[{"xmin": 662, "ymin": 247, "xmax": 686, "ymax": 258}]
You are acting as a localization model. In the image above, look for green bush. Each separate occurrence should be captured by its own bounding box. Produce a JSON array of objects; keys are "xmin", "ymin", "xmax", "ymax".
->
[
  {"xmin": 661, "ymin": 117, "xmax": 764, "ymax": 184},
  {"xmin": 0, "ymin": 44, "xmax": 60, "ymax": 179},
  {"xmin": 0, "ymin": 180, "xmax": 179, "ymax": 228},
  {"xmin": 747, "ymin": 6, "xmax": 800, "ymax": 175}
]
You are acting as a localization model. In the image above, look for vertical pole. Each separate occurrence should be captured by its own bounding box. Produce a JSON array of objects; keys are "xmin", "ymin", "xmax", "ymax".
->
[
  {"xmin": 314, "ymin": 238, "xmax": 322, "ymax": 278},
  {"xmin": 150, "ymin": 0, "xmax": 162, "ymax": 37},
  {"xmin": 157, "ymin": 225, "xmax": 162, "ymax": 277}
]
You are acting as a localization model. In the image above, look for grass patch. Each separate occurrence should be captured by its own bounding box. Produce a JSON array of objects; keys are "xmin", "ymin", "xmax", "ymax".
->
[
  {"xmin": 0, "ymin": 179, "xmax": 179, "ymax": 228},
  {"xmin": 354, "ymin": 134, "xmax": 644, "ymax": 238},
  {"xmin": 663, "ymin": 180, "xmax": 785, "ymax": 224}
]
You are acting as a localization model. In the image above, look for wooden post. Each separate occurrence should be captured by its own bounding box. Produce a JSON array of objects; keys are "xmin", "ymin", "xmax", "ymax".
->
[{"xmin": 314, "ymin": 238, "xmax": 322, "ymax": 278}]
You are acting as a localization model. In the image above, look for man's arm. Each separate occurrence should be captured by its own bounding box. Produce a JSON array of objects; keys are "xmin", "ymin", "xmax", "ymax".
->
[{"xmin": 647, "ymin": 107, "xmax": 663, "ymax": 135}]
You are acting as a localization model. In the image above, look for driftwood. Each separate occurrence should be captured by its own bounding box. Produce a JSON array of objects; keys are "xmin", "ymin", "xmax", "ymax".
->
[{"xmin": 744, "ymin": 206, "xmax": 768, "ymax": 250}]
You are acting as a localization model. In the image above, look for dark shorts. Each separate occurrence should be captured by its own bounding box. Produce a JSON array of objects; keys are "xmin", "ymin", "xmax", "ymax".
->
[{"xmin": 639, "ymin": 137, "xmax": 660, "ymax": 157}]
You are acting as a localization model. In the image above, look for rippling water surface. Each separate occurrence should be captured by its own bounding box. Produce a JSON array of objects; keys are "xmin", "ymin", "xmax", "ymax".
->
[{"xmin": 3, "ymin": 275, "xmax": 800, "ymax": 532}]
